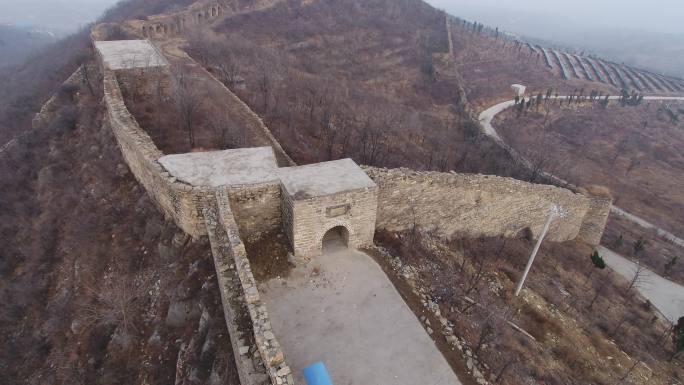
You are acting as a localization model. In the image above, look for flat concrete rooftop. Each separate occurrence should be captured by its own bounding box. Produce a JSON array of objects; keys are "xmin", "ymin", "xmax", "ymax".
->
[
  {"xmin": 159, "ymin": 147, "xmax": 279, "ymax": 187},
  {"xmin": 94, "ymin": 40, "xmax": 169, "ymax": 70},
  {"xmin": 277, "ymin": 159, "xmax": 376, "ymax": 199}
]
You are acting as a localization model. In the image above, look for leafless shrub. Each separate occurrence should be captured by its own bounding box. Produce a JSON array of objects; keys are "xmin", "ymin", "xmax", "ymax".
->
[{"xmin": 81, "ymin": 275, "xmax": 148, "ymax": 343}]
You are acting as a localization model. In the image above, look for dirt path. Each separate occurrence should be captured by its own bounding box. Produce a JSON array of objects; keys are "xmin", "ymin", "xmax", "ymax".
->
[{"xmin": 258, "ymin": 241, "xmax": 463, "ymax": 385}]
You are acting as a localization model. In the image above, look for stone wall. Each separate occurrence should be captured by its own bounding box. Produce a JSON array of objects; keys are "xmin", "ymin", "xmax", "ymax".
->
[
  {"xmin": 133, "ymin": 0, "xmax": 283, "ymax": 39},
  {"xmin": 213, "ymin": 190, "xmax": 295, "ymax": 385},
  {"xmin": 227, "ymin": 182, "xmax": 283, "ymax": 241},
  {"xmin": 577, "ymin": 195, "xmax": 612, "ymax": 245},
  {"xmin": 103, "ymin": 70, "xmax": 213, "ymax": 237},
  {"xmin": 96, "ymin": 32, "xmax": 296, "ymax": 239},
  {"xmin": 204, "ymin": 202, "xmax": 272, "ymax": 385},
  {"xmin": 285, "ymin": 188, "xmax": 379, "ymax": 258},
  {"xmin": 364, "ymin": 167, "xmax": 611, "ymax": 244},
  {"xmin": 140, "ymin": 1, "xmax": 223, "ymax": 38}
]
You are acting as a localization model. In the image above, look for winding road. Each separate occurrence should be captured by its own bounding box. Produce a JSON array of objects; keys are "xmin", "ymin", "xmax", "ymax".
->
[{"xmin": 478, "ymin": 96, "xmax": 684, "ymax": 321}]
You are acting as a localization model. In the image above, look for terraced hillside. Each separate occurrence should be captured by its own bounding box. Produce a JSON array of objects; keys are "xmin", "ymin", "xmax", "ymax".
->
[
  {"xmin": 449, "ymin": 19, "xmax": 617, "ymax": 109},
  {"xmin": 448, "ymin": 18, "xmax": 684, "ymax": 109}
]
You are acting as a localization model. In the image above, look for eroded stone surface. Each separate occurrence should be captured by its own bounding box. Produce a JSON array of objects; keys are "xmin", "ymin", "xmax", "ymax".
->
[
  {"xmin": 159, "ymin": 147, "xmax": 279, "ymax": 187},
  {"xmin": 95, "ymin": 40, "xmax": 169, "ymax": 70},
  {"xmin": 277, "ymin": 159, "xmax": 376, "ymax": 199}
]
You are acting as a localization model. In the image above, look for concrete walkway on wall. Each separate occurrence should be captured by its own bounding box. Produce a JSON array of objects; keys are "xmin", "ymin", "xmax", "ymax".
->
[
  {"xmin": 598, "ymin": 246, "xmax": 684, "ymax": 322},
  {"xmin": 259, "ymin": 241, "xmax": 462, "ymax": 385}
]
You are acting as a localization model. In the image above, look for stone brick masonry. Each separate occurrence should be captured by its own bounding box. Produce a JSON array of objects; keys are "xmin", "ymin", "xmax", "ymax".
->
[
  {"xmin": 213, "ymin": 190, "xmax": 294, "ymax": 385},
  {"xmin": 284, "ymin": 187, "xmax": 378, "ymax": 258},
  {"xmin": 364, "ymin": 167, "xmax": 611, "ymax": 244}
]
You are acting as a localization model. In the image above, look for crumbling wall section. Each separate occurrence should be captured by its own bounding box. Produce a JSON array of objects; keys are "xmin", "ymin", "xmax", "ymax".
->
[
  {"xmin": 364, "ymin": 167, "xmax": 611, "ymax": 244},
  {"xmin": 103, "ymin": 70, "xmax": 212, "ymax": 236},
  {"xmin": 214, "ymin": 189, "xmax": 295, "ymax": 385},
  {"xmin": 204, "ymin": 201, "xmax": 272, "ymax": 385},
  {"xmin": 226, "ymin": 182, "xmax": 283, "ymax": 241},
  {"xmin": 133, "ymin": 0, "xmax": 284, "ymax": 39}
]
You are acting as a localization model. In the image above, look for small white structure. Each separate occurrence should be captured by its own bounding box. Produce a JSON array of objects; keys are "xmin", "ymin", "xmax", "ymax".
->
[{"xmin": 511, "ymin": 84, "xmax": 527, "ymax": 98}]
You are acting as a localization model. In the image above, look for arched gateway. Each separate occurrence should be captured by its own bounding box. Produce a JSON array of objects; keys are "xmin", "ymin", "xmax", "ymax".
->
[
  {"xmin": 321, "ymin": 225, "xmax": 351, "ymax": 252},
  {"xmin": 278, "ymin": 159, "xmax": 378, "ymax": 259}
]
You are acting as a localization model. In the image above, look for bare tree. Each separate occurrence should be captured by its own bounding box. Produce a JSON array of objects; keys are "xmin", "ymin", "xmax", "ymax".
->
[
  {"xmin": 209, "ymin": 112, "xmax": 241, "ymax": 149},
  {"xmin": 257, "ymin": 64, "xmax": 272, "ymax": 114},
  {"xmin": 625, "ymin": 154, "xmax": 641, "ymax": 176},
  {"xmin": 213, "ymin": 47, "xmax": 242, "ymax": 89},
  {"xmin": 358, "ymin": 123, "xmax": 387, "ymax": 166},
  {"xmin": 627, "ymin": 263, "xmax": 650, "ymax": 293},
  {"xmin": 612, "ymin": 137, "xmax": 629, "ymax": 165},
  {"xmin": 494, "ymin": 357, "xmax": 517, "ymax": 383},
  {"xmin": 319, "ymin": 110, "xmax": 338, "ymax": 161},
  {"xmin": 588, "ymin": 270, "xmax": 611, "ymax": 310},
  {"xmin": 172, "ymin": 65, "xmax": 203, "ymax": 149}
]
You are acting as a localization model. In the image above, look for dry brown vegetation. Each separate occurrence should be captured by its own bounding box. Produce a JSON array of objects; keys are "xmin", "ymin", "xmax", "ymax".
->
[
  {"xmin": 182, "ymin": 0, "xmax": 535, "ymax": 179},
  {"xmin": 0, "ymin": 51, "xmax": 238, "ymax": 385},
  {"xmin": 603, "ymin": 214, "xmax": 684, "ymax": 284},
  {"xmin": 5, "ymin": 1, "xmax": 683, "ymax": 384},
  {"xmin": 495, "ymin": 99, "xmax": 684, "ymax": 282},
  {"xmin": 376, "ymin": 229, "xmax": 683, "ymax": 385},
  {"xmin": 0, "ymin": 0, "xmax": 198, "ymax": 145}
]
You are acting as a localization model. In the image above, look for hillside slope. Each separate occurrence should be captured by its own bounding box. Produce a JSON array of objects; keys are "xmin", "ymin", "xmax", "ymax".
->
[
  {"xmin": 178, "ymin": 0, "xmax": 539, "ymax": 180},
  {"xmin": 0, "ymin": 62, "xmax": 240, "ymax": 385}
]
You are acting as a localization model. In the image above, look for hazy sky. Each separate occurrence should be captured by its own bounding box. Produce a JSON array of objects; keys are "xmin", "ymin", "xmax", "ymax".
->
[
  {"xmin": 0, "ymin": 0, "xmax": 118, "ymax": 33},
  {"xmin": 425, "ymin": 0, "xmax": 684, "ymax": 35},
  {"xmin": 3, "ymin": 0, "xmax": 683, "ymax": 36}
]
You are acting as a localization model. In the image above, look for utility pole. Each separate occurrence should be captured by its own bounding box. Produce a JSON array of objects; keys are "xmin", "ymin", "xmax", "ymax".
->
[{"xmin": 515, "ymin": 204, "xmax": 562, "ymax": 297}]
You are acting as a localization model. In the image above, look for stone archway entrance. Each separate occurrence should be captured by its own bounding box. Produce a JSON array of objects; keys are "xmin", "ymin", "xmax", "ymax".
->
[{"xmin": 321, "ymin": 225, "xmax": 350, "ymax": 253}]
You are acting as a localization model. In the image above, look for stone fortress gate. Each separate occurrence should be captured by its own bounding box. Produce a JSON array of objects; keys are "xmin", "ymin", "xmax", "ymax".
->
[
  {"xmin": 94, "ymin": 37, "xmax": 612, "ymax": 385},
  {"xmin": 159, "ymin": 146, "xmax": 379, "ymax": 258}
]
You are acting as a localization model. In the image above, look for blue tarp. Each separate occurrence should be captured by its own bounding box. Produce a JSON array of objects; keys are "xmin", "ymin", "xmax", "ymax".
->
[{"xmin": 303, "ymin": 361, "xmax": 333, "ymax": 385}]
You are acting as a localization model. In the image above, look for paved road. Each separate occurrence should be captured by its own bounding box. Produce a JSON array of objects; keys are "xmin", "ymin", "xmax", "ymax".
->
[
  {"xmin": 259, "ymin": 240, "xmax": 462, "ymax": 385},
  {"xmin": 598, "ymin": 246, "xmax": 684, "ymax": 321},
  {"xmin": 479, "ymin": 96, "xmax": 684, "ymax": 322}
]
